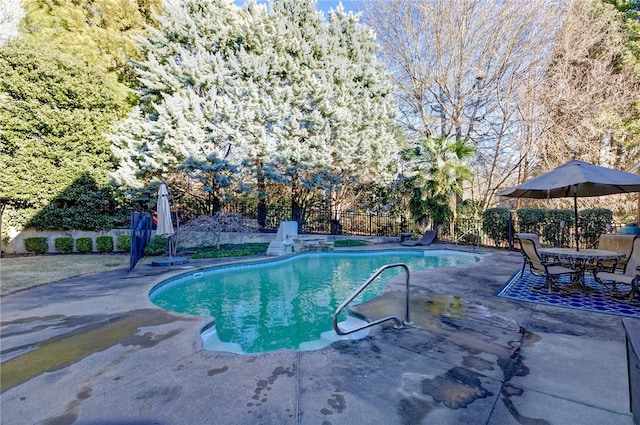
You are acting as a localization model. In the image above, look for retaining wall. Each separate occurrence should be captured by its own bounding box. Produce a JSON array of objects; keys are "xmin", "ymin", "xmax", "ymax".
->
[
  {"xmin": 4, "ymin": 230, "xmax": 276, "ymax": 255},
  {"xmin": 4, "ymin": 229, "xmax": 397, "ymax": 255}
]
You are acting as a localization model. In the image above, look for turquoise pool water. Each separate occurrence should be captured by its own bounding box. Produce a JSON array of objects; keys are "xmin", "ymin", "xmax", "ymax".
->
[{"xmin": 149, "ymin": 249, "xmax": 477, "ymax": 354}]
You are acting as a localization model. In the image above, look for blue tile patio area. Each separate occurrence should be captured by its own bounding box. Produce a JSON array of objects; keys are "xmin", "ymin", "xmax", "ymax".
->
[{"xmin": 495, "ymin": 270, "xmax": 640, "ymax": 318}]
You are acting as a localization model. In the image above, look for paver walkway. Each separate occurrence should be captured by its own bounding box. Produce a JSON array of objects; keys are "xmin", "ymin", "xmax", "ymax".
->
[{"xmin": 1, "ymin": 245, "xmax": 636, "ymax": 424}]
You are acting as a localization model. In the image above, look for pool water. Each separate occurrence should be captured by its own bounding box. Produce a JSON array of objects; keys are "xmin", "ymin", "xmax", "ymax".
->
[{"xmin": 149, "ymin": 250, "xmax": 477, "ymax": 354}]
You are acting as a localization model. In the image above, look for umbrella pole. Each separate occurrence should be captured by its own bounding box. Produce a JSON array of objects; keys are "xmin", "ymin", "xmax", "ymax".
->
[
  {"xmin": 574, "ymin": 193, "xmax": 579, "ymax": 251},
  {"xmin": 168, "ymin": 185, "xmax": 179, "ymax": 257},
  {"xmin": 167, "ymin": 235, "xmax": 174, "ymax": 259}
]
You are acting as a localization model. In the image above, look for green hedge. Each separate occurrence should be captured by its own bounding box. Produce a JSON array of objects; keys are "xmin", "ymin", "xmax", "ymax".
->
[
  {"xmin": 516, "ymin": 208, "xmax": 546, "ymax": 235},
  {"xmin": 54, "ymin": 237, "xmax": 74, "ymax": 254},
  {"xmin": 24, "ymin": 237, "xmax": 48, "ymax": 254},
  {"xmin": 333, "ymin": 239, "xmax": 369, "ymax": 247},
  {"xmin": 482, "ymin": 208, "xmax": 511, "ymax": 248},
  {"xmin": 191, "ymin": 243, "xmax": 269, "ymax": 259},
  {"xmin": 117, "ymin": 234, "xmax": 130, "ymax": 252},
  {"xmin": 96, "ymin": 236, "xmax": 114, "ymax": 253},
  {"xmin": 75, "ymin": 237, "xmax": 93, "ymax": 253},
  {"xmin": 511, "ymin": 207, "xmax": 613, "ymax": 248},
  {"xmin": 144, "ymin": 236, "xmax": 168, "ymax": 256},
  {"xmin": 580, "ymin": 208, "xmax": 613, "ymax": 248},
  {"xmin": 541, "ymin": 209, "xmax": 574, "ymax": 248}
]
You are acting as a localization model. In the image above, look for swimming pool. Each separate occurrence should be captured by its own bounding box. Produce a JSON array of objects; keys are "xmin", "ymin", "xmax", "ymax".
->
[{"xmin": 149, "ymin": 249, "xmax": 478, "ymax": 354}]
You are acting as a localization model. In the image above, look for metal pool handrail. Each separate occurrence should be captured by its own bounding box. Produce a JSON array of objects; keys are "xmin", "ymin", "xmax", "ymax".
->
[{"xmin": 333, "ymin": 263, "xmax": 413, "ymax": 336}]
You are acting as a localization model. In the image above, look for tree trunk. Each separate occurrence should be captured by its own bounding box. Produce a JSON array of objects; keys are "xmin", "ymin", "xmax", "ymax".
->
[
  {"xmin": 290, "ymin": 171, "xmax": 304, "ymax": 233},
  {"xmin": 257, "ymin": 166, "xmax": 267, "ymax": 228},
  {"xmin": 330, "ymin": 191, "xmax": 343, "ymax": 235}
]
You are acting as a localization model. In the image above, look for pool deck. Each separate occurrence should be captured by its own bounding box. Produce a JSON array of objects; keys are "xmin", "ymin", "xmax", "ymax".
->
[{"xmin": 1, "ymin": 243, "xmax": 637, "ymax": 425}]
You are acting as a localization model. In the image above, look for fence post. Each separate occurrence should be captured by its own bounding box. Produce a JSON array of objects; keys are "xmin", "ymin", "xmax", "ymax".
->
[{"xmin": 508, "ymin": 210, "xmax": 514, "ymax": 251}]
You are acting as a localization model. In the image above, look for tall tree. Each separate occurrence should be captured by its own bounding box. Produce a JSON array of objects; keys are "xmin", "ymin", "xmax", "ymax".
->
[
  {"xmin": 0, "ymin": 39, "xmax": 127, "ymax": 231},
  {"xmin": 321, "ymin": 4, "xmax": 401, "ymax": 230},
  {"xmin": 266, "ymin": 0, "xmax": 400, "ymax": 230},
  {"xmin": 110, "ymin": 0, "xmax": 246, "ymax": 213},
  {"xmin": 402, "ymin": 136, "xmax": 474, "ymax": 228},
  {"xmin": 520, "ymin": 0, "xmax": 640, "ymax": 219},
  {"xmin": 19, "ymin": 0, "xmax": 162, "ymax": 100},
  {"xmin": 361, "ymin": 0, "xmax": 563, "ymax": 211},
  {"xmin": 228, "ymin": 1, "xmax": 289, "ymax": 225},
  {"xmin": 539, "ymin": 0, "xmax": 640, "ymax": 169},
  {"xmin": 267, "ymin": 0, "xmax": 333, "ymax": 227},
  {"xmin": 111, "ymin": 0, "xmax": 401, "ymax": 228}
]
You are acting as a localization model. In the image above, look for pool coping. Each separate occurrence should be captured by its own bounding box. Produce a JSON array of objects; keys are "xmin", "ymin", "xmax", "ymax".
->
[{"xmin": 148, "ymin": 247, "xmax": 481, "ymax": 355}]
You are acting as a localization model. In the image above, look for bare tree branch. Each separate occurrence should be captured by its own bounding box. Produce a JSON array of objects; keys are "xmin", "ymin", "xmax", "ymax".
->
[
  {"xmin": 539, "ymin": 0, "xmax": 640, "ymax": 170},
  {"xmin": 0, "ymin": 0, "xmax": 20, "ymax": 42},
  {"xmin": 362, "ymin": 0, "xmax": 562, "ymax": 211}
]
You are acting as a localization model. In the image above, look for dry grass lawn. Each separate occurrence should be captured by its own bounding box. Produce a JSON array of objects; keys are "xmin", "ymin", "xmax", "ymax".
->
[{"xmin": 0, "ymin": 254, "xmax": 133, "ymax": 296}]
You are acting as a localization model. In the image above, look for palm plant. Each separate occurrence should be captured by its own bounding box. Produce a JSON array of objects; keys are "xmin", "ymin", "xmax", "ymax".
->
[{"xmin": 401, "ymin": 136, "xmax": 475, "ymax": 229}]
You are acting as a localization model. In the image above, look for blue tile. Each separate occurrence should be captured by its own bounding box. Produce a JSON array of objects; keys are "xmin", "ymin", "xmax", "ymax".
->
[{"xmin": 495, "ymin": 271, "xmax": 639, "ymax": 318}]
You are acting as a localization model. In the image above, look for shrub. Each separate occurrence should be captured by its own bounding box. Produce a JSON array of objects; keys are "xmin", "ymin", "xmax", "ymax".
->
[
  {"xmin": 456, "ymin": 230, "xmax": 480, "ymax": 246},
  {"xmin": 580, "ymin": 208, "xmax": 613, "ymax": 248},
  {"xmin": 541, "ymin": 209, "xmax": 573, "ymax": 248},
  {"xmin": 144, "ymin": 236, "xmax": 168, "ymax": 256},
  {"xmin": 456, "ymin": 199, "xmax": 481, "ymax": 220},
  {"xmin": 96, "ymin": 236, "xmax": 114, "ymax": 253},
  {"xmin": 191, "ymin": 243, "xmax": 269, "ymax": 259},
  {"xmin": 24, "ymin": 237, "xmax": 48, "ymax": 254},
  {"xmin": 116, "ymin": 234, "xmax": 130, "ymax": 252},
  {"xmin": 334, "ymin": 239, "xmax": 368, "ymax": 247},
  {"xmin": 54, "ymin": 237, "xmax": 74, "ymax": 254},
  {"xmin": 481, "ymin": 208, "xmax": 511, "ymax": 248},
  {"xmin": 75, "ymin": 237, "xmax": 93, "ymax": 253},
  {"xmin": 516, "ymin": 208, "xmax": 546, "ymax": 235}
]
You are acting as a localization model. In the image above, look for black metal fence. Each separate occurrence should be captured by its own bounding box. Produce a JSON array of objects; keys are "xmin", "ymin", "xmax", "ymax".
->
[
  {"xmin": 252, "ymin": 206, "xmax": 413, "ymax": 237},
  {"xmin": 437, "ymin": 218, "xmax": 627, "ymax": 249},
  {"xmin": 219, "ymin": 204, "xmax": 627, "ymax": 249}
]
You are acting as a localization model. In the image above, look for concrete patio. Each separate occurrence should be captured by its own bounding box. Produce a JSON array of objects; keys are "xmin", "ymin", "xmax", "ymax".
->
[{"xmin": 1, "ymin": 244, "xmax": 637, "ymax": 424}]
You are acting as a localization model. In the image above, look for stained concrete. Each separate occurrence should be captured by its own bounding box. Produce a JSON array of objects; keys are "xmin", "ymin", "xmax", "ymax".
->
[{"xmin": 0, "ymin": 244, "xmax": 636, "ymax": 424}]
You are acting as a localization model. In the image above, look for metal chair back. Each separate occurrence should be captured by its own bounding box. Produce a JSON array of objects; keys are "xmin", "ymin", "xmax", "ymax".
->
[
  {"xmin": 519, "ymin": 238, "xmax": 546, "ymax": 276},
  {"xmin": 624, "ymin": 238, "xmax": 640, "ymax": 277},
  {"xmin": 516, "ymin": 233, "xmax": 541, "ymax": 249}
]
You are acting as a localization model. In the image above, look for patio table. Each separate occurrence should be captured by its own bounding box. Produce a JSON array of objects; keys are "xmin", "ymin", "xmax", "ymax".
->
[{"xmin": 538, "ymin": 247, "xmax": 624, "ymax": 293}]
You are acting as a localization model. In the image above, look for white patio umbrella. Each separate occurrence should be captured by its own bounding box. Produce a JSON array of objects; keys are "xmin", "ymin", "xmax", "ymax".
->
[
  {"xmin": 151, "ymin": 182, "xmax": 189, "ymax": 266},
  {"xmin": 499, "ymin": 159, "xmax": 640, "ymax": 250},
  {"xmin": 156, "ymin": 182, "xmax": 175, "ymax": 256}
]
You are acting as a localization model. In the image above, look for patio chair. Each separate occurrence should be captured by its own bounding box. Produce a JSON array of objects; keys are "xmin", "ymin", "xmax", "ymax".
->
[
  {"xmin": 401, "ymin": 229, "xmax": 437, "ymax": 246},
  {"xmin": 515, "ymin": 233, "xmax": 544, "ymax": 275},
  {"xmin": 515, "ymin": 232, "xmax": 566, "ymax": 266},
  {"xmin": 592, "ymin": 234, "xmax": 638, "ymax": 273},
  {"xmin": 515, "ymin": 233, "xmax": 541, "ymax": 249},
  {"xmin": 594, "ymin": 237, "xmax": 640, "ymax": 302},
  {"xmin": 517, "ymin": 236, "xmax": 580, "ymax": 293}
]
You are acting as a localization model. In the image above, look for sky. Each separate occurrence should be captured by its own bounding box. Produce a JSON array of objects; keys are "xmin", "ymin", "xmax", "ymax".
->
[
  {"xmin": 301, "ymin": 0, "xmax": 363, "ymax": 14},
  {"xmin": 0, "ymin": 0, "xmax": 22, "ymax": 42},
  {"xmin": 235, "ymin": 0, "xmax": 364, "ymax": 15}
]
